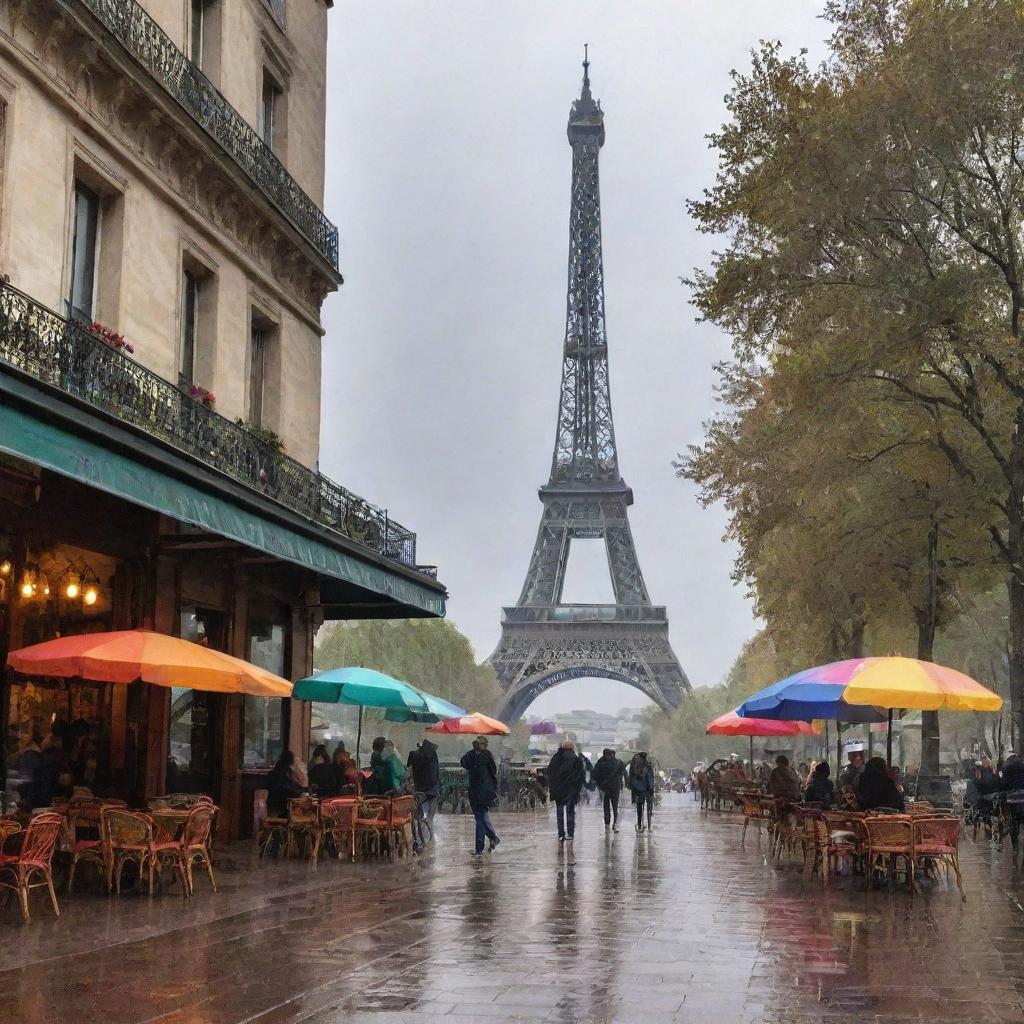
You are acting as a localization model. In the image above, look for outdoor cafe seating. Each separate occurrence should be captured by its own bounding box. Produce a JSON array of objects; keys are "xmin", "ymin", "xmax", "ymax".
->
[{"xmin": 256, "ymin": 793, "xmax": 418, "ymax": 865}]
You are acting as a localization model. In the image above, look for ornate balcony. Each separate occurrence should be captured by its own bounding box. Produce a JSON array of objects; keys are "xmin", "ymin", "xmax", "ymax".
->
[
  {"xmin": 0, "ymin": 283, "xmax": 428, "ymax": 574},
  {"xmin": 73, "ymin": 0, "xmax": 338, "ymax": 270}
]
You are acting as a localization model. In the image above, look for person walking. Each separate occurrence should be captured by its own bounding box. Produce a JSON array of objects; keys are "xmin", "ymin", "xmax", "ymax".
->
[
  {"xmin": 626, "ymin": 751, "xmax": 656, "ymax": 832},
  {"xmin": 591, "ymin": 748, "xmax": 626, "ymax": 831},
  {"xmin": 547, "ymin": 740, "xmax": 585, "ymax": 843},
  {"xmin": 460, "ymin": 737, "xmax": 500, "ymax": 857},
  {"xmin": 407, "ymin": 739, "xmax": 441, "ymax": 851}
]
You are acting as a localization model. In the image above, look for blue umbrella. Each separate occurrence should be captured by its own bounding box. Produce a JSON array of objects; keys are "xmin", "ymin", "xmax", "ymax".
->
[{"xmin": 737, "ymin": 670, "xmax": 888, "ymax": 724}]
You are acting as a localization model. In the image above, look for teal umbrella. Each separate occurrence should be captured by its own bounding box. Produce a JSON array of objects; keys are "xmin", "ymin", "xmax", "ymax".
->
[{"xmin": 293, "ymin": 667, "xmax": 465, "ymax": 761}]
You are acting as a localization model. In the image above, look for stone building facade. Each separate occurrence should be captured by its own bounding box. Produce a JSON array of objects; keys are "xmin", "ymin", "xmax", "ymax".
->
[{"xmin": 0, "ymin": 0, "xmax": 446, "ymax": 838}]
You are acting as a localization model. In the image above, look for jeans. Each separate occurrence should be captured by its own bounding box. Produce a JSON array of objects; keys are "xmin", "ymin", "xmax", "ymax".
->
[
  {"xmin": 635, "ymin": 794, "xmax": 653, "ymax": 829},
  {"xmin": 473, "ymin": 806, "xmax": 499, "ymax": 853},
  {"xmin": 602, "ymin": 790, "xmax": 620, "ymax": 825},
  {"xmin": 412, "ymin": 794, "xmax": 436, "ymax": 849},
  {"xmin": 556, "ymin": 799, "xmax": 576, "ymax": 839}
]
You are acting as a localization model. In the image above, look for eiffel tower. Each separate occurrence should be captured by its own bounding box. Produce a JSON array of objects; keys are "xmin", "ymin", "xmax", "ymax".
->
[{"xmin": 490, "ymin": 54, "xmax": 690, "ymax": 723}]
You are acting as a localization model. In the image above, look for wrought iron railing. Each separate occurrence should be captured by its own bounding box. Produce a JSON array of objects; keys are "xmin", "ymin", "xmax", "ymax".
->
[
  {"xmin": 69, "ymin": 0, "xmax": 338, "ymax": 270},
  {"xmin": 0, "ymin": 284, "xmax": 423, "ymax": 571},
  {"xmin": 502, "ymin": 605, "xmax": 667, "ymax": 623}
]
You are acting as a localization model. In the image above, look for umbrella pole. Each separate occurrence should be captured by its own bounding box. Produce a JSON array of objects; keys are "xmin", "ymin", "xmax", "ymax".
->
[
  {"xmin": 825, "ymin": 720, "xmax": 830, "ymax": 771},
  {"xmin": 749, "ymin": 735, "xmax": 754, "ymax": 774},
  {"xmin": 836, "ymin": 721, "xmax": 843, "ymax": 777},
  {"xmin": 886, "ymin": 708, "xmax": 893, "ymax": 766},
  {"xmin": 356, "ymin": 704, "xmax": 363, "ymax": 766}
]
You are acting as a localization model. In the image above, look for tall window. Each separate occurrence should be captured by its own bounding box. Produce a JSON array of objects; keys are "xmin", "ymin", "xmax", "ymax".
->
[
  {"xmin": 190, "ymin": 0, "xmax": 205, "ymax": 65},
  {"xmin": 180, "ymin": 269, "xmax": 199, "ymax": 385},
  {"xmin": 243, "ymin": 602, "xmax": 288, "ymax": 769},
  {"xmin": 260, "ymin": 71, "xmax": 282, "ymax": 150},
  {"xmin": 249, "ymin": 320, "xmax": 267, "ymax": 427},
  {"xmin": 69, "ymin": 182, "xmax": 99, "ymax": 323}
]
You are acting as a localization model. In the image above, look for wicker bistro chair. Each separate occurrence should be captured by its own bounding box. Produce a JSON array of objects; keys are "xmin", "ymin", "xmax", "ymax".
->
[
  {"xmin": 862, "ymin": 814, "xmax": 916, "ymax": 893},
  {"xmin": 355, "ymin": 799, "xmax": 389, "ymax": 859},
  {"xmin": 179, "ymin": 804, "xmax": 217, "ymax": 897},
  {"xmin": 768, "ymin": 801, "xmax": 803, "ymax": 860},
  {"xmin": 103, "ymin": 808, "xmax": 186, "ymax": 896},
  {"xmin": 388, "ymin": 796, "xmax": 416, "ymax": 860},
  {"xmin": 321, "ymin": 797, "xmax": 358, "ymax": 862},
  {"xmin": 67, "ymin": 800, "xmax": 109, "ymax": 893},
  {"xmin": 739, "ymin": 791, "xmax": 774, "ymax": 842},
  {"xmin": 806, "ymin": 816, "xmax": 861, "ymax": 886},
  {"xmin": 0, "ymin": 812, "xmax": 63, "ymax": 922},
  {"xmin": 913, "ymin": 815, "xmax": 966, "ymax": 901},
  {"xmin": 286, "ymin": 797, "xmax": 322, "ymax": 863}
]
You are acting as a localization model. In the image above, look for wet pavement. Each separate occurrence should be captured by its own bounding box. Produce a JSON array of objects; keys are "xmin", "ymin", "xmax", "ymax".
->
[{"xmin": 4, "ymin": 794, "xmax": 1024, "ymax": 1023}]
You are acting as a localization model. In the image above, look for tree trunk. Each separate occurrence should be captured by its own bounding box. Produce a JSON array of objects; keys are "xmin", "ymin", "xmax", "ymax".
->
[
  {"xmin": 1009, "ymin": 570, "xmax": 1024, "ymax": 757},
  {"xmin": 917, "ymin": 514, "xmax": 940, "ymax": 775}
]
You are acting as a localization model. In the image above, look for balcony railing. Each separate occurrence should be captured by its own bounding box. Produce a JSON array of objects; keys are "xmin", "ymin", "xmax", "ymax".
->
[
  {"xmin": 0, "ymin": 283, "xmax": 426, "ymax": 574},
  {"xmin": 502, "ymin": 605, "xmax": 668, "ymax": 624},
  {"xmin": 71, "ymin": 0, "xmax": 338, "ymax": 270}
]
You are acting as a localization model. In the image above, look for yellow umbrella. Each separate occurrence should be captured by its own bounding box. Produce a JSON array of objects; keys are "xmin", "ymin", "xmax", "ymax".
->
[{"xmin": 842, "ymin": 657, "xmax": 1002, "ymax": 713}]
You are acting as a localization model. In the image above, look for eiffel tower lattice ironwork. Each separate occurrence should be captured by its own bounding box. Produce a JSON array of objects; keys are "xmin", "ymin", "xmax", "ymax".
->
[{"xmin": 490, "ymin": 55, "xmax": 691, "ymax": 723}]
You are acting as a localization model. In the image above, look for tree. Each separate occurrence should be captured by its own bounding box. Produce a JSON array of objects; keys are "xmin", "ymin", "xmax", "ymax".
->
[
  {"xmin": 687, "ymin": 0, "xmax": 1022, "ymax": 746},
  {"xmin": 314, "ymin": 618, "xmax": 502, "ymax": 713}
]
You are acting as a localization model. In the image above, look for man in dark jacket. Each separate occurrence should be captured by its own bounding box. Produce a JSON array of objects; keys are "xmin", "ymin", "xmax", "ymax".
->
[
  {"xmin": 591, "ymin": 748, "xmax": 626, "ymax": 831},
  {"xmin": 547, "ymin": 741, "xmax": 586, "ymax": 843},
  {"xmin": 408, "ymin": 739, "xmax": 441, "ymax": 851},
  {"xmin": 1001, "ymin": 753, "xmax": 1024, "ymax": 853},
  {"xmin": 460, "ymin": 737, "xmax": 500, "ymax": 856}
]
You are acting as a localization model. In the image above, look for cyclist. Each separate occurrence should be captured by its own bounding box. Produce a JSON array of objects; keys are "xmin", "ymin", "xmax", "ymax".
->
[{"xmin": 407, "ymin": 739, "xmax": 440, "ymax": 852}]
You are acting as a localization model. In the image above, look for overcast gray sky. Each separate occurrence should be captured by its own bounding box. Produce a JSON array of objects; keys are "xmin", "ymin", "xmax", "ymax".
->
[{"xmin": 319, "ymin": 2, "xmax": 828, "ymax": 715}]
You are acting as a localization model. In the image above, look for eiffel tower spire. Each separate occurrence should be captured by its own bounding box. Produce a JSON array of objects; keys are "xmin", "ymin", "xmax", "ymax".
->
[
  {"xmin": 553, "ymin": 51, "xmax": 615, "ymax": 485},
  {"xmin": 489, "ymin": 57, "xmax": 690, "ymax": 723}
]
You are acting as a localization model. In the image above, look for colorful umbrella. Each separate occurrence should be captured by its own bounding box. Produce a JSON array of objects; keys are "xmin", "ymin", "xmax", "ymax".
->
[
  {"xmin": 6, "ymin": 630, "xmax": 291, "ymax": 696},
  {"xmin": 293, "ymin": 667, "xmax": 466, "ymax": 759},
  {"xmin": 707, "ymin": 710, "xmax": 820, "ymax": 768},
  {"xmin": 427, "ymin": 712, "xmax": 510, "ymax": 736},
  {"xmin": 840, "ymin": 657, "xmax": 1003, "ymax": 712}
]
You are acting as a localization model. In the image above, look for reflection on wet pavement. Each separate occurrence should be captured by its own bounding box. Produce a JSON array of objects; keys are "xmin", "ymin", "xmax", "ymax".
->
[{"xmin": 3, "ymin": 794, "xmax": 1024, "ymax": 1023}]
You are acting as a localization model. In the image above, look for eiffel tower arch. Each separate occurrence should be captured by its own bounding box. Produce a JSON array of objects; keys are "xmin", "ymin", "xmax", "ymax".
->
[{"xmin": 490, "ymin": 55, "xmax": 691, "ymax": 724}]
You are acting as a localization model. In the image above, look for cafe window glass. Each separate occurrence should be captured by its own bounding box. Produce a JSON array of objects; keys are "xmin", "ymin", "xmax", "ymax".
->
[
  {"xmin": 243, "ymin": 608, "xmax": 287, "ymax": 768},
  {"xmin": 169, "ymin": 607, "xmax": 224, "ymax": 793}
]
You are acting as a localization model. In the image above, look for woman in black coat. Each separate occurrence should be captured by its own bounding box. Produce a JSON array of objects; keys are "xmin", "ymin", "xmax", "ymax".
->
[
  {"xmin": 803, "ymin": 761, "xmax": 834, "ymax": 809},
  {"xmin": 857, "ymin": 756, "xmax": 904, "ymax": 812},
  {"xmin": 267, "ymin": 750, "xmax": 305, "ymax": 816}
]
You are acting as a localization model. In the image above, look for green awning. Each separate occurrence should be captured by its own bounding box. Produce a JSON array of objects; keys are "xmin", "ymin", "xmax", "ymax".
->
[{"xmin": 0, "ymin": 404, "xmax": 444, "ymax": 617}]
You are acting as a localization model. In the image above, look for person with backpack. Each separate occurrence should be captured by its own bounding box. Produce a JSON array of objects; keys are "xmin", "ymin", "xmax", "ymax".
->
[
  {"xmin": 591, "ymin": 748, "xmax": 626, "ymax": 831},
  {"xmin": 626, "ymin": 751, "xmax": 656, "ymax": 832}
]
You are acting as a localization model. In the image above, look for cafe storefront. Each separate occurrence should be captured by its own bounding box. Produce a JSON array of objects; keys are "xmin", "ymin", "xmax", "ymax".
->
[{"xmin": 0, "ymin": 291, "xmax": 447, "ymax": 841}]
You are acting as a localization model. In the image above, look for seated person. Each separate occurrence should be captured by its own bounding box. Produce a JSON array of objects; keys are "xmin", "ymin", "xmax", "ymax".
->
[
  {"xmin": 267, "ymin": 750, "xmax": 306, "ymax": 817},
  {"xmin": 332, "ymin": 743, "xmax": 360, "ymax": 795},
  {"xmin": 307, "ymin": 744, "xmax": 334, "ymax": 795},
  {"xmin": 767, "ymin": 755, "xmax": 803, "ymax": 803},
  {"xmin": 857, "ymin": 756, "xmax": 904, "ymax": 812},
  {"xmin": 803, "ymin": 761, "xmax": 834, "ymax": 808}
]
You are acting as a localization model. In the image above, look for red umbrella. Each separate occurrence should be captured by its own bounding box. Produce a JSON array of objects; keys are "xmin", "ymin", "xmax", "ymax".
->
[
  {"xmin": 707, "ymin": 709, "xmax": 820, "ymax": 768},
  {"xmin": 706, "ymin": 710, "xmax": 820, "ymax": 737},
  {"xmin": 427, "ymin": 712, "xmax": 510, "ymax": 736}
]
